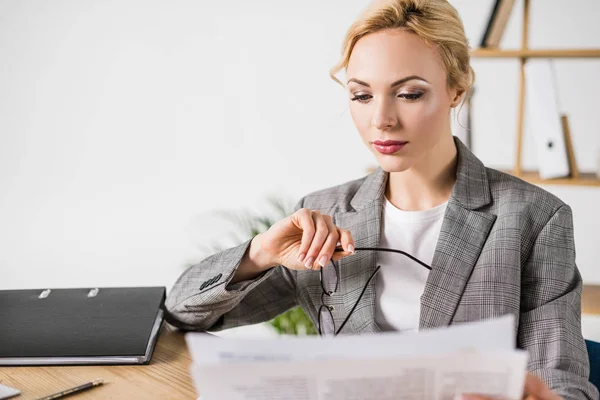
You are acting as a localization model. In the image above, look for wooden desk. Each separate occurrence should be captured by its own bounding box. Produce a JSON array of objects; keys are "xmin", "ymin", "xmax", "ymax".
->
[
  {"xmin": 1, "ymin": 285, "xmax": 597, "ymax": 399},
  {"xmin": 583, "ymin": 284, "xmax": 600, "ymax": 315},
  {"xmin": 0, "ymin": 325, "xmax": 197, "ymax": 399}
]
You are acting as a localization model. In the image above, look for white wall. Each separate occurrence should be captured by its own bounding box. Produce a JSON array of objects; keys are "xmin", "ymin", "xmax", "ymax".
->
[{"xmin": 1, "ymin": 0, "xmax": 599, "ymax": 297}]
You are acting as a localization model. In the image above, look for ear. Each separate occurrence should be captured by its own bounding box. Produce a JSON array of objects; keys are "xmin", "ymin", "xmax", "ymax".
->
[{"xmin": 450, "ymin": 89, "xmax": 465, "ymax": 108}]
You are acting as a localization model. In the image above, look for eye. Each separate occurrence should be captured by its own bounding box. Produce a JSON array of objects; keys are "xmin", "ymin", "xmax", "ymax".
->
[
  {"xmin": 350, "ymin": 92, "xmax": 424, "ymax": 103},
  {"xmin": 398, "ymin": 92, "xmax": 423, "ymax": 101},
  {"xmin": 350, "ymin": 94, "xmax": 372, "ymax": 103}
]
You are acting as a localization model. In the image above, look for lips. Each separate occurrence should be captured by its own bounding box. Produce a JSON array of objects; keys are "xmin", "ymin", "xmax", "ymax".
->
[
  {"xmin": 373, "ymin": 140, "xmax": 408, "ymax": 154},
  {"xmin": 373, "ymin": 140, "xmax": 408, "ymax": 146},
  {"xmin": 372, "ymin": 140, "xmax": 408, "ymax": 155}
]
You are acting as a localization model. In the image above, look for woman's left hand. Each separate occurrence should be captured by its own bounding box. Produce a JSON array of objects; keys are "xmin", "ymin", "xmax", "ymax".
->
[{"xmin": 460, "ymin": 372, "xmax": 562, "ymax": 400}]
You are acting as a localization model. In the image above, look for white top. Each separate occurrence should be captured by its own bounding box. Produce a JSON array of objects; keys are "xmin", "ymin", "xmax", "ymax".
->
[{"xmin": 374, "ymin": 196, "xmax": 448, "ymax": 332}]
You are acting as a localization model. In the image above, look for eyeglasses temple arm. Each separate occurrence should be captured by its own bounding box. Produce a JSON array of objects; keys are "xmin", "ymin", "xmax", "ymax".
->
[
  {"xmin": 334, "ymin": 247, "xmax": 431, "ymax": 270},
  {"xmin": 335, "ymin": 265, "xmax": 381, "ymax": 336}
]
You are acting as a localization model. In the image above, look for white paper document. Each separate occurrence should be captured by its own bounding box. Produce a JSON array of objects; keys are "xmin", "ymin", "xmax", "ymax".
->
[
  {"xmin": 185, "ymin": 315, "xmax": 528, "ymax": 400},
  {"xmin": 0, "ymin": 383, "xmax": 21, "ymax": 400}
]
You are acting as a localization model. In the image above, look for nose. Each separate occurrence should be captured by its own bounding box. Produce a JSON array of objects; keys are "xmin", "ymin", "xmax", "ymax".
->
[{"xmin": 370, "ymin": 98, "xmax": 398, "ymax": 130}]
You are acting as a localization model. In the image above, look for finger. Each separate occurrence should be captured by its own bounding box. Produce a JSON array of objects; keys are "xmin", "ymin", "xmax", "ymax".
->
[
  {"xmin": 303, "ymin": 211, "xmax": 330, "ymax": 269},
  {"xmin": 523, "ymin": 373, "xmax": 560, "ymax": 400},
  {"xmin": 293, "ymin": 208, "xmax": 316, "ymax": 263},
  {"xmin": 314, "ymin": 217, "xmax": 342, "ymax": 270},
  {"xmin": 332, "ymin": 228, "xmax": 355, "ymax": 261}
]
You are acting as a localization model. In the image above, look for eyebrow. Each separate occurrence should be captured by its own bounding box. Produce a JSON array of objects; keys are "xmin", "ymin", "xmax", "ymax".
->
[{"xmin": 346, "ymin": 75, "xmax": 429, "ymax": 87}]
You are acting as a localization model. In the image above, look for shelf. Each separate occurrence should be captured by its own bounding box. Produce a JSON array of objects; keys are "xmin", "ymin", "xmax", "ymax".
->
[
  {"xmin": 471, "ymin": 48, "xmax": 600, "ymax": 58},
  {"xmin": 502, "ymin": 170, "xmax": 600, "ymax": 187},
  {"xmin": 583, "ymin": 284, "xmax": 600, "ymax": 315},
  {"xmin": 369, "ymin": 167, "xmax": 600, "ymax": 188}
]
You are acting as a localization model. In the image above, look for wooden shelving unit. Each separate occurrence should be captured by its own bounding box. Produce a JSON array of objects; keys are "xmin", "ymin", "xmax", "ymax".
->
[
  {"xmin": 501, "ymin": 170, "xmax": 600, "ymax": 187},
  {"xmin": 583, "ymin": 284, "xmax": 600, "ymax": 315},
  {"xmin": 471, "ymin": 0, "xmax": 600, "ymax": 188}
]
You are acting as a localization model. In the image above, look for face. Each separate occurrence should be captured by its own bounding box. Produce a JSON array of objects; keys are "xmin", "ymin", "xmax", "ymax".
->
[{"xmin": 346, "ymin": 28, "xmax": 462, "ymax": 172}]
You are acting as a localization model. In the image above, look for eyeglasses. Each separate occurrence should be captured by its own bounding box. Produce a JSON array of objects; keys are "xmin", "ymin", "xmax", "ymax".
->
[{"xmin": 318, "ymin": 247, "xmax": 432, "ymax": 337}]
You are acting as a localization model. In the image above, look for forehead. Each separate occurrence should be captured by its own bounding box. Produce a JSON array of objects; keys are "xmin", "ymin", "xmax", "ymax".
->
[{"xmin": 346, "ymin": 29, "xmax": 446, "ymax": 86}]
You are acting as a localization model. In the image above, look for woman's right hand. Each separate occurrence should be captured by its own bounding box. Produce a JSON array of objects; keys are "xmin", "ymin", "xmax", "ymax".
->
[{"xmin": 257, "ymin": 208, "xmax": 356, "ymax": 271}]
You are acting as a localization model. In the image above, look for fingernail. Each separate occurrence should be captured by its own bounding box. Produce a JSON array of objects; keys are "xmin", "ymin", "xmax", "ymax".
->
[
  {"xmin": 318, "ymin": 256, "xmax": 328, "ymax": 267},
  {"xmin": 304, "ymin": 257, "xmax": 314, "ymax": 269},
  {"xmin": 298, "ymin": 253, "xmax": 306, "ymax": 262},
  {"xmin": 348, "ymin": 244, "xmax": 355, "ymax": 253}
]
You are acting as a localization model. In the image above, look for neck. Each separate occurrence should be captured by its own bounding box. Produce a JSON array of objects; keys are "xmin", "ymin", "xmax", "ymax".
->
[{"xmin": 385, "ymin": 134, "xmax": 458, "ymax": 211}]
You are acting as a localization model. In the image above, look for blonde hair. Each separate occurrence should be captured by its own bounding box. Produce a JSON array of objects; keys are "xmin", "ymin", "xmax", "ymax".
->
[{"xmin": 330, "ymin": 0, "xmax": 475, "ymax": 109}]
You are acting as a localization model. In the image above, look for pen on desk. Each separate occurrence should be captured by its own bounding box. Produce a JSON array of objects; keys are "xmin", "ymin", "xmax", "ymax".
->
[{"xmin": 36, "ymin": 379, "xmax": 103, "ymax": 400}]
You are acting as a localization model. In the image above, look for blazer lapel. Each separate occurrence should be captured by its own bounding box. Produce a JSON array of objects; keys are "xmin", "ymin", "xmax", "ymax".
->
[
  {"xmin": 418, "ymin": 200, "xmax": 496, "ymax": 329},
  {"xmin": 334, "ymin": 202, "xmax": 383, "ymax": 334},
  {"xmin": 419, "ymin": 138, "xmax": 496, "ymax": 329},
  {"xmin": 333, "ymin": 167, "xmax": 388, "ymax": 334}
]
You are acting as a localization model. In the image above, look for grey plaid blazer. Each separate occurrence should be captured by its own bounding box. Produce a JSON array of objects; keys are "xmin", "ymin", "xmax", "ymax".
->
[{"xmin": 165, "ymin": 137, "xmax": 598, "ymax": 399}]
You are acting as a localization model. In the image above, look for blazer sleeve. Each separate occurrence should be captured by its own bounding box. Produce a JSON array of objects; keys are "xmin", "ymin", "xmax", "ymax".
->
[
  {"xmin": 163, "ymin": 199, "xmax": 303, "ymax": 332},
  {"xmin": 518, "ymin": 204, "xmax": 599, "ymax": 400}
]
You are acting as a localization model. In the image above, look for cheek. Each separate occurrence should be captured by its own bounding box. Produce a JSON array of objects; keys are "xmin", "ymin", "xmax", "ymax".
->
[
  {"xmin": 349, "ymin": 103, "xmax": 372, "ymax": 138},
  {"xmin": 402, "ymin": 97, "xmax": 448, "ymax": 133}
]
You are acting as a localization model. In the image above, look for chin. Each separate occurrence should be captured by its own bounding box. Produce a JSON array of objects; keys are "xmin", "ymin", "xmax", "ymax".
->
[{"xmin": 376, "ymin": 158, "xmax": 414, "ymax": 173}]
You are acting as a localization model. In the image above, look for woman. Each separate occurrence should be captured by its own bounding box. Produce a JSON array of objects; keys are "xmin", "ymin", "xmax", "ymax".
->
[{"xmin": 165, "ymin": 0, "xmax": 597, "ymax": 398}]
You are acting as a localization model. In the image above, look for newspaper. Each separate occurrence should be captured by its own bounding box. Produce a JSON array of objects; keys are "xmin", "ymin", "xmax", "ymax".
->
[{"xmin": 185, "ymin": 315, "xmax": 528, "ymax": 400}]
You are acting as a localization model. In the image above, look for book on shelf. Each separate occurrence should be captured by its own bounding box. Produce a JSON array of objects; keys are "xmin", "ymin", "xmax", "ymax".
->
[
  {"xmin": 524, "ymin": 59, "xmax": 571, "ymax": 180},
  {"xmin": 480, "ymin": 0, "xmax": 516, "ymax": 48},
  {"xmin": 561, "ymin": 114, "xmax": 579, "ymax": 179}
]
